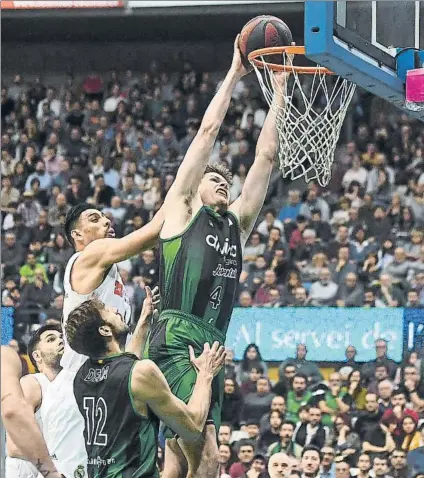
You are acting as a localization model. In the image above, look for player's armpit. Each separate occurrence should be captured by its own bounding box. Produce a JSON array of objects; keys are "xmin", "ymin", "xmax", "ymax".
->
[{"xmin": 130, "ymin": 360, "xmax": 204, "ymax": 442}]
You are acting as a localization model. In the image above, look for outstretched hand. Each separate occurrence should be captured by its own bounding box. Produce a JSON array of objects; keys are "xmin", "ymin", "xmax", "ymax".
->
[
  {"xmin": 140, "ymin": 286, "xmax": 160, "ymax": 322},
  {"xmin": 230, "ymin": 35, "xmax": 251, "ymax": 79},
  {"xmin": 189, "ymin": 341, "xmax": 226, "ymax": 377}
]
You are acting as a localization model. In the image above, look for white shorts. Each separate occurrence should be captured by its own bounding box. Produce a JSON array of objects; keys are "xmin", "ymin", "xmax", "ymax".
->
[{"xmin": 5, "ymin": 456, "xmax": 40, "ymax": 478}]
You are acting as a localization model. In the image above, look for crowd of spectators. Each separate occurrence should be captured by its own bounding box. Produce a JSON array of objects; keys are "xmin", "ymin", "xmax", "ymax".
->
[
  {"xmin": 1, "ymin": 64, "xmax": 424, "ymax": 477},
  {"xmin": 217, "ymin": 342, "xmax": 423, "ymax": 478},
  {"xmin": 2, "ymin": 67, "xmax": 424, "ymax": 340}
]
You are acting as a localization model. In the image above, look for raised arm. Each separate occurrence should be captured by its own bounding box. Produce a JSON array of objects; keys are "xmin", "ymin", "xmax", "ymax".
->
[
  {"xmin": 131, "ymin": 343, "xmax": 225, "ymax": 442},
  {"xmin": 230, "ymin": 71, "xmax": 289, "ymax": 245},
  {"xmin": 163, "ymin": 37, "xmax": 248, "ymax": 211},
  {"xmin": 125, "ymin": 286, "xmax": 159, "ymax": 359},
  {"xmin": 80, "ymin": 207, "xmax": 164, "ymax": 270},
  {"xmin": 7, "ymin": 374, "xmax": 42, "ymax": 456},
  {"xmin": 1, "ymin": 347, "xmax": 62, "ymax": 478}
]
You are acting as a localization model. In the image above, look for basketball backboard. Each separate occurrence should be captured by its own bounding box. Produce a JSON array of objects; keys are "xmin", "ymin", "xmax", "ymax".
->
[{"xmin": 304, "ymin": 1, "xmax": 424, "ymax": 121}]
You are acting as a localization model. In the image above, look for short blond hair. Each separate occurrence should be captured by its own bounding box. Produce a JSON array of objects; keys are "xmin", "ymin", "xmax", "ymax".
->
[{"xmin": 204, "ymin": 164, "xmax": 233, "ymax": 185}]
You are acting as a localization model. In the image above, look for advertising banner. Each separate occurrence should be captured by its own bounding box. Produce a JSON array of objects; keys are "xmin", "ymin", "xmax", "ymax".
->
[
  {"xmin": 128, "ymin": 1, "xmax": 287, "ymax": 8},
  {"xmin": 1, "ymin": 307, "xmax": 14, "ymax": 346},
  {"xmin": 2, "ymin": 1, "xmax": 123, "ymax": 9},
  {"xmin": 226, "ymin": 307, "xmax": 405, "ymax": 362},
  {"xmin": 403, "ymin": 308, "xmax": 424, "ymax": 353}
]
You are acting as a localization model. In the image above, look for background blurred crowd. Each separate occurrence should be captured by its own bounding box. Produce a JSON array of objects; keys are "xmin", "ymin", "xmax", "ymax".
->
[
  {"xmin": 1, "ymin": 64, "xmax": 424, "ymax": 478},
  {"xmin": 212, "ymin": 341, "xmax": 424, "ymax": 478},
  {"xmin": 2, "ymin": 68, "xmax": 424, "ymax": 340}
]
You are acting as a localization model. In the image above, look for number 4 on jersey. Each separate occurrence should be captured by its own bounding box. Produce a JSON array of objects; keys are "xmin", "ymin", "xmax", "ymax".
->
[{"xmin": 209, "ymin": 286, "xmax": 222, "ymax": 310}]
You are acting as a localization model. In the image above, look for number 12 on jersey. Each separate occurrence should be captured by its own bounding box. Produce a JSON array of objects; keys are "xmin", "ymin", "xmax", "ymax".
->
[
  {"xmin": 83, "ymin": 396, "xmax": 108, "ymax": 446},
  {"xmin": 209, "ymin": 285, "xmax": 222, "ymax": 310}
]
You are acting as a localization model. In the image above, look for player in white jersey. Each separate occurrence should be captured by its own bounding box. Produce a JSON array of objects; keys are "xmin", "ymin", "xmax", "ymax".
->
[
  {"xmin": 1, "ymin": 346, "xmax": 62, "ymax": 478},
  {"xmin": 62, "ymin": 203, "xmax": 163, "ymax": 372},
  {"xmin": 5, "ymin": 325, "xmax": 71, "ymax": 478}
]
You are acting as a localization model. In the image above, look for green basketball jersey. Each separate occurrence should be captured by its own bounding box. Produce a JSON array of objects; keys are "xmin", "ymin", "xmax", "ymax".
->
[
  {"xmin": 159, "ymin": 206, "xmax": 242, "ymax": 335},
  {"xmin": 74, "ymin": 353, "xmax": 159, "ymax": 478}
]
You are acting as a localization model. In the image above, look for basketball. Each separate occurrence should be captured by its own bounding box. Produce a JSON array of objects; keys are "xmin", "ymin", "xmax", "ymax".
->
[{"xmin": 238, "ymin": 15, "xmax": 293, "ymax": 67}]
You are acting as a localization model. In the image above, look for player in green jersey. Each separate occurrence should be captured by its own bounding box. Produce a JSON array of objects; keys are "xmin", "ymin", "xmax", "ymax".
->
[
  {"xmin": 65, "ymin": 287, "xmax": 226, "ymax": 478},
  {"xmin": 145, "ymin": 36, "xmax": 289, "ymax": 478}
]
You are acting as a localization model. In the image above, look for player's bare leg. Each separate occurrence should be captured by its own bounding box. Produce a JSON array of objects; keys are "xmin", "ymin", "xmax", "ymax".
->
[
  {"xmin": 161, "ymin": 438, "xmax": 188, "ymax": 478},
  {"xmin": 177, "ymin": 424, "xmax": 219, "ymax": 478}
]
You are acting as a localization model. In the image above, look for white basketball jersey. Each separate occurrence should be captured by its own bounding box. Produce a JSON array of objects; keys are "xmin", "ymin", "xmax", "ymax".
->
[
  {"xmin": 40, "ymin": 369, "xmax": 87, "ymax": 478},
  {"xmin": 62, "ymin": 252, "xmax": 132, "ymax": 372}
]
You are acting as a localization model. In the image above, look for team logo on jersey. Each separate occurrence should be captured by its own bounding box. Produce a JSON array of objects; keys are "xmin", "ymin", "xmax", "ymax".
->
[
  {"xmin": 114, "ymin": 280, "xmax": 123, "ymax": 297},
  {"xmin": 74, "ymin": 465, "xmax": 85, "ymax": 478},
  {"xmin": 206, "ymin": 235, "xmax": 237, "ymax": 258}
]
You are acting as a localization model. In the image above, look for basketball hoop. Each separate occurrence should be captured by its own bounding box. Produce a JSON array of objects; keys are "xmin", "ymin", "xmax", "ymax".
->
[{"xmin": 248, "ymin": 46, "xmax": 356, "ymax": 187}]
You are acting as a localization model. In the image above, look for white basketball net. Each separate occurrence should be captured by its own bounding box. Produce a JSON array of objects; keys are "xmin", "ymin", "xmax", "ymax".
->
[{"xmin": 250, "ymin": 52, "xmax": 356, "ymax": 187}]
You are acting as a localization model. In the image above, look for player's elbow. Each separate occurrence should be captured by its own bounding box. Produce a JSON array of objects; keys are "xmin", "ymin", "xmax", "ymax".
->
[
  {"xmin": 198, "ymin": 122, "xmax": 220, "ymax": 137},
  {"xmin": 2, "ymin": 402, "xmax": 22, "ymax": 422},
  {"xmin": 179, "ymin": 424, "xmax": 203, "ymax": 443},
  {"xmin": 255, "ymin": 144, "xmax": 277, "ymax": 162}
]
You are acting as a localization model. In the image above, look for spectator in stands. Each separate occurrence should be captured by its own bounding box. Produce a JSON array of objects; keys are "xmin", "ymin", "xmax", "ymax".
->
[
  {"xmin": 218, "ymin": 423, "xmax": 233, "ymax": 446},
  {"xmin": 257, "ymin": 410, "xmax": 284, "ymax": 455},
  {"xmin": 2, "ymin": 232, "xmax": 24, "ymax": 279},
  {"xmin": 402, "ymin": 365, "xmax": 424, "ymax": 412},
  {"xmin": 331, "ymin": 414, "xmax": 361, "ymax": 465},
  {"xmin": 300, "ymin": 445, "xmax": 322, "ymax": 478},
  {"xmin": 356, "ymin": 453, "xmax": 372, "ymax": 478},
  {"xmin": 309, "ymin": 268, "xmax": 338, "ymax": 306},
  {"xmin": 336, "ymin": 272, "xmax": 364, "ymax": 307},
  {"xmin": 342, "ymin": 369, "xmax": 367, "ymax": 412},
  {"xmin": 241, "ymin": 376, "xmax": 276, "ymax": 424},
  {"xmin": 338, "ymin": 346, "xmax": 359, "ymax": 371},
  {"xmin": 401, "ymin": 416, "xmax": 421, "ymax": 452},
  {"xmin": 382, "ymin": 389, "xmax": 419, "ymax": 443},
  {"xmin": 300, "ymin": 187, "xmax": 330, "ymax": 223},
  {"xmin": 320, "ymin": 446, "xmax": 336, "ymax": 478},
  {"xmin": 355, "ymin": 393, "xmax": 383, "ymax": 441},
  {"xmin": 286, "ymin": 374, "xmax": 313, "ymax": 424},
  {"xmin": 229, "ymin": 439, "xmax": 255, "ymax": 478},
  {"xmin": 239, "ymin": 344, "xmax": 268, "ymax": 384},
  {"xmin": 279, "ymin": 189, "xmax": 302, "ymax": 223},
  {"xmin": 362, "ymin": 415, "xmax": 397, "ymax": 458},
  {"xmin": 334, "ymin": 458, "xmax": 351, "ymax": 478},
  {"xmin": 257, "ymin": 208, "xmax": 284, "ymax": 238},
  {"xmin": 377, "ymin": 380, "xmax": 395, "ymax": 413},
  {"xmin": 280, "ymin": 344, "xmax": 322, "ymax": 389},
  {"xmin": 260, "ymin": 395, "xmax": 286, "ymax": 433},
  {"xmin": 241, "ymin": 367, "xmax": 264, "ymax": 396},
  {"xmin": 405, "ymin": 289, "xmax": 424, "ymax": 308},
  {"xmin": 389, "ymin": 448, "xmax": 410, "ymax": 478},
  {"xmin": 293, "ymin": 406, "xmax": 327, "ymax": 452},
  {"xmin": 218, "ymin": 443, "xmax": 235, "ymax": 477},
  {"xmin": 275, "ymin": 363, "xmax": 297, "ymax": 398},
  {"xmin": 309, "ymin": 209, "xmax": 332, "ymax": 244},
  {"xmin": 328, "ymin": 225, "xmax": 356, "ymax": 261},
  {"xmin": 222, "ymin": 377, "xmax": 243, "ymax": 430},
  {"xmin": 362, "ymin": 339, "xmax": 398, "ymax": 383},
  {"xmin": 268, "ymin": 420, "xmax": 301, "ymax": 458},
  {"xmin": 367, "ymin": 364, "xmax": 393, "ymax": 395},
  {"xmin": 406, "ymin": 424, "xmax": 424, "ymax": 474},
  {"xmin": 319, "ymin": 373, "xmax": 352, "ymax": 426},
  {"xmin": 372, "ymin": 456, "xmax": 392, "ymax": 478}
]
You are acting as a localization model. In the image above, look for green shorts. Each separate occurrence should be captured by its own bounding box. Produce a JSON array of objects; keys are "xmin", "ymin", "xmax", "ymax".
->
[{"xmin": 143, "ymin": 309, "xmax": 225, "ymax": 439}]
